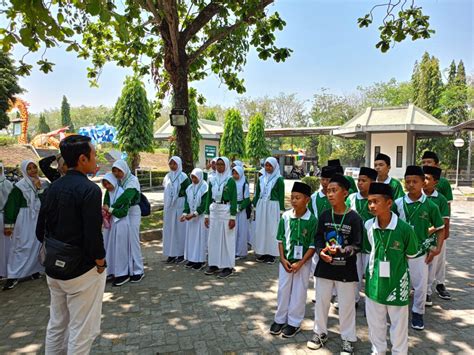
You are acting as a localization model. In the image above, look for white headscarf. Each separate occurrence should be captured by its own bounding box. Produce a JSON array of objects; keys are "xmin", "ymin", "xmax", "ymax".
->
[
  {"xmin": 232, "ymin": 166, "xmax": 247, "ymax": 201},
  {"xmin": 112, "ymin": 159, "xmax": 141, "ymax": 191},
  {"xmin": 212, "ymin": 157, "xmax": 231, "ymax": 201},
  {"xmin": 15, "ymin": 160, "xmax": 42, "ymax": 211},
  {"xmin": 186, "ymin": 168, "xmax": 208, "ymax": 212},
  {"xmin": 163, "ymin": 156, "xmax": 188, "ymax": 208},
  {"xmin": 233, "ymin": 160, "xmax": 244, "ymax": 168},
  {"xmin": 0, "ymin": 164, "xmax": 14, "ymax": 211},
  {"xmin": 102, "ymin": 172, "xmax": 124, "ymax": 205},
  {"xmin": 259, "ymin": 157, "xmax": 281, "ymax": 200}
]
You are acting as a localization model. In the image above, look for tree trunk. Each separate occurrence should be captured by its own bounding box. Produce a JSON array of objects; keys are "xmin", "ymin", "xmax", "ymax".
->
[{"xmin": 130, "ymin": 152, "xmax": 141, "ymax": 174}]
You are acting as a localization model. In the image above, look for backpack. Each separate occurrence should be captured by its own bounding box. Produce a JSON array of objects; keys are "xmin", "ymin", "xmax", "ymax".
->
[
  {"xmin": 243, "ymin": 182, "xmax": 252, "ymax": 219},
  {"xmin": 139, "ymin": 193, "xmax": 151, "ymax": 217}
]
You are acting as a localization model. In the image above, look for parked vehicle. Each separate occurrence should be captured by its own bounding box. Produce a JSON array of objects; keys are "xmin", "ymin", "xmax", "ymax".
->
[{"xmin": 344, "ymin": 167, "xmax": 360, "ymax": 179}]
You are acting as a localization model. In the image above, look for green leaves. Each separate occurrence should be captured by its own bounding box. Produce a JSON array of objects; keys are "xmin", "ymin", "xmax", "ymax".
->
[
  {"xmin": 37, "ymin": 59, "xmax": 55, "ymax": 73},
  {"xmin": 220, "ymin": 108, "xmax": 245, "ymax": 159},
  {"xmin": 245, "ymin": 112, "xmax": 269, "ymax": 165}
]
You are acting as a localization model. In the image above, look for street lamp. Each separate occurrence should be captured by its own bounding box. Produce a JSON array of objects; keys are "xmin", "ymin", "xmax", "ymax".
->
[{"xmin": 454, "ymin": 138, "xmax": 465, "ymax": 187}]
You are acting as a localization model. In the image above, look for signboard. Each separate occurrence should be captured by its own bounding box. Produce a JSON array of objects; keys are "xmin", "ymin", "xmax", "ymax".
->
[{"xmin": 205, "ymin": 145, "xmax": 217, "ymax": 158}]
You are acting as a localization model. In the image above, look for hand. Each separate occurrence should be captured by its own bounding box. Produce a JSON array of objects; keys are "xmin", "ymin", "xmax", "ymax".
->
[
  {"xmin": 32, "ymin": 177, "xmax": 42, "ymax": 189},
  {"xmin": 205, "ymin": 218, "xmax": 209, "ymax": 228},
  {"xmin": 185, "ymin": 214, "xmax": 194, "ymax": 221},
  {"xmin": 343, "ymin": 245, "xmax": 354, "ymax": 256},
  {"xmin": 103, "ymin": 205, "xmax": 109, "ymax": 212},
  {"xmin": 179, "ymin": 215, "xmax": 186, "ymax": 222},
  {"xmin": 291, "ymin": 261, "xmax": 302, "ymax": 273},
  {"xmin": 320, "ymin": 248, "xmax": 332, "ymax": 263},
  {"xmin": 281, "ymin": 258, "xmax": 292, "ymax": 273},
  {"xmin": 427, "ymin": 227, "xmax": 436, "ymax": 235},
  {"xmin": 425, "ymin": 248, "xmax": 441, "ymax": 264},
  {"xmin": 95, "ymin": 258, "xmax": 106, "ymax": 274},
  {"xmin": 4, "ymin": 228, "xmax": 13, "ymax": 237},
  {"xmin": 228, "ymin": 219, "xmax": 236, "ymax": 230}
]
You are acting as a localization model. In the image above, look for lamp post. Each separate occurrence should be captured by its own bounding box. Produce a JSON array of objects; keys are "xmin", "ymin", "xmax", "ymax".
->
[{"xmin": 454, "ymin": 138, "xmax": 465, "ymax": 187}]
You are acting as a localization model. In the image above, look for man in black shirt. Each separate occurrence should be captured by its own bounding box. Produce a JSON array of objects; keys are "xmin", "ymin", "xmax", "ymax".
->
[{"xmin": 36, "ymin": 135, "xmax": 106, "ymax": 354}]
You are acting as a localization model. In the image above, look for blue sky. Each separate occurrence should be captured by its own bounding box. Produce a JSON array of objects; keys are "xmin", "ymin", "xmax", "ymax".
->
[{"xmin": 10, "ymin": 0, "xmax": 473, "ymax": 113}]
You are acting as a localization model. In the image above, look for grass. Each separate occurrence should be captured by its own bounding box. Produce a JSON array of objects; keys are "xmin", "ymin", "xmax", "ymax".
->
[{"xmin": 140, "ymin": 209, "xmax": 163, "ymax": 231}]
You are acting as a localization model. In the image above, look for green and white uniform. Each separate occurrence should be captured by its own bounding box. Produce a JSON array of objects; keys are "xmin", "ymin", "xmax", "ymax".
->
[
  {"xmin": 436, "ymin": 177, "xmax": 453, "ymax": 203},
  {"xmin": 308, "ymin": 190, "xmax": 331, "ymax": 219},
  {"xmin": 378, "ymin": 176, "xmax": 405, "ymax": 200}
]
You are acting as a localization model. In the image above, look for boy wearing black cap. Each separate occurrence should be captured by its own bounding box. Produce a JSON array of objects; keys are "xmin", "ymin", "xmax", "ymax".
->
[
  {"xmin": 270, "ymin": 182, "xmax": 316, "ymax": 338},
  {"xmin": 364, "ymin": 183, "xmax": 418, "ymax": 355},
  {"xmin": 394, "ymin": 166, "xmax": 445, "ymax": 330},
  {"xmin": 308, "ymin": 166, "xmax": 336, "ymax": 219},
  {"xmin": 327, "ymin": 159, "xmax": 357, "ymax": 194},
  {"xmin": 374, "ymin": 153, "xmax": 405, "ymax": 200},
  {"xmin": 423, "ymin": 166, "xmax": 451, "ymax": 304},
  {"xmin": 307, "ymin": 174, "xmax": 362, "ymax": 354},
  {"xmin": 421, "ymin": 151, "xmax": 453, "ymax": 204}
]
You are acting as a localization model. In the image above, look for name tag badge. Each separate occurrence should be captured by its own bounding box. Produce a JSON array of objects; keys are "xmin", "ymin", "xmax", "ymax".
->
[
  {"xmin": 55, "ymin": 260, "xmax": 66, "ymax": 268},
  {"xmin": 379, "ymin": 261, "xmax": 390, "ymax": 278},
  {"xmin": 294, "ymin": 245, "xmax": 303, "ymax": 260}
]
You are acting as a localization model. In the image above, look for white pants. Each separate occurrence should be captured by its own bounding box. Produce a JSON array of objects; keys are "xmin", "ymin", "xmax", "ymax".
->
[
  {"xmin": 208, "ymin": 203, "xmax": 236, "ymax": 269},
  {"xmin": 366, "ymin": 298, "xmax": 408, "ymax": 354},
  {"xmin": 427, "ymin": 240, "xmax": 447, "ymax": 295},
  {"xmin": 235, "ymin": 210, "xmax": 249, "ymax": 257},
  {"xmin": 313, "ymin": 277, "xmax": 357, "ymax": 342},
  {"xmin": 356, "ymin": 253, "xmax": 370, "ymax": 302},
  {"xmin": 275, "ymin": 262, "xmax": 312, "ymax": 327},
  {"xmin": 408, "ymin": 256, "xmax": 428, "ymax": 314},
  {"xmin": 129, "ymin": 206, "xmax": 144, "ymax": 275},
  {"xmin": 45, "ymin": 267, "xmax": 106, "ymax": 355}
]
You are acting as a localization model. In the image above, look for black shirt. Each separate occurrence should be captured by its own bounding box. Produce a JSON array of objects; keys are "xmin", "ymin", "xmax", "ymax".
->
[
  {"xmin": 36, "ymin": 170, "xmax": 105, "ymax": 280},
  {"xmin": 314, "ymin": 209, "xmax": 363, "ymax": 282}
]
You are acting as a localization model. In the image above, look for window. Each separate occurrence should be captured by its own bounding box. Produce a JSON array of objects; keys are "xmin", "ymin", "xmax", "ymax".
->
[
  {"xmin": 374, "ymin": 146, "xmax": 381, "ymax": 157},
  {"xmin": 396, "ymin": 146, "xmax": 403, "ymax": 168}
]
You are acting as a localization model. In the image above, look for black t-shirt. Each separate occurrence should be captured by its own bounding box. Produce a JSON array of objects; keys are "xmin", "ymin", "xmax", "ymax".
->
[{"xmin": 314, "ymin": 209, "xmax": 363, "ymax": 282}]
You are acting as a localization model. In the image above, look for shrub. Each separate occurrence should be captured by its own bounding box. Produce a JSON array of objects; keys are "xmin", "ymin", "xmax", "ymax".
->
[{"xmin": 301, "ymin": 176, "xmax": 320, "ymax": 194}]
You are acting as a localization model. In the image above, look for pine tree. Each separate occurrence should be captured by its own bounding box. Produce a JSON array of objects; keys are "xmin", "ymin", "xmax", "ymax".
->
[
  {"xmin": 447, "ymin": 60, "xmax": 457, "ymax": 85},
  {"xmin": 37, "ymin": 113, "xmax": 50, "ymax": 134},
  {"xmin": 0, "ymin": 52, "xmax": 23, "ymax": 130},
  {"xmin": 114, "ymin": 76, "xmax": 155, "ymax": 172},
  {"xmin": 245, "ymin": 113, "xmax": 269, "ymax": 167},
  {"xmin": 220, "ymin": 109, "xmax": 244, "ymax": 160},
  {"xmin": 61, "ymin": 95, "xmax": 74, "ymax": 131},
  {"xmin": 455, "ymin": 60, "xmax": 466, "ymax": 86}
]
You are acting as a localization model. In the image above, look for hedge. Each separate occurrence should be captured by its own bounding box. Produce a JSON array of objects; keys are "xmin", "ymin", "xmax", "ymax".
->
[{"xmin": 301, "ymin": 176, "xmax": 320, "ymax": 195}]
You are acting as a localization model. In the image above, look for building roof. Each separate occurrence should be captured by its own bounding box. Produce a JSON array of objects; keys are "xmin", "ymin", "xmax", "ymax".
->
[
  {"xmin": 333, "ymin": 104, "xmax": 452, "ymax": 138},
  {"xmin": 451, "ymin": 119, "xmax": 474, "ymax": 131},
  {"xmin": 259, "ymin": 126, "xmax": 337, "ymax": 137},
  {"xmin": 0, "ymin": 144, "xmax": 39, "ymax": 167},
  {"xmin": 154, "ymin": 118, "xmax": 223, "ymax": 140}
]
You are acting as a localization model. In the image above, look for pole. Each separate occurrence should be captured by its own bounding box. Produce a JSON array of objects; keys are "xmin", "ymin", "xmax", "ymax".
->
[
  {"xmin": 467, "ymin": 131, "xmax": 472, "ymax": 182},
  {"xmin": 455, "ymin": 148, "xmax": 460, "ymax": 188}
]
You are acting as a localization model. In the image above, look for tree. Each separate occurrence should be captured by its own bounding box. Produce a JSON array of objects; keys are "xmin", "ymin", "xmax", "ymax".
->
[
  {"xmin": 61, "ymin": 95, "xmax": 74, "ymax": 131},
  {"xmin": 204, "ymin": 110, "xmax": 217, "ymax": 122},
  {"xmin": 1, "ymin": 1, "xmax": 434, "ymax": 171},
  {"xmin": 37, "ymin": 113, "xmax": 50, "ymax": 134},
  {"xmin": 447, "ymin": 60, "xmax": 456, "ymax": 85},
  {"xmin": 220, "ymin": 109, "xmax": 244, "ymax": 160},
  {"xmin": 114, "ymin": 76, "xmax": 154, "ymax": 172},
  {"xmin": 0, "ymin": 51, "xmax": 23, "ymax": 130},
  {"xmin": 358, "ymin": 78, "xmax": 413, "ymax": 107},
  {"xmin": 245, "ymin": 113, "xmax": 269, "ymax": 166}
]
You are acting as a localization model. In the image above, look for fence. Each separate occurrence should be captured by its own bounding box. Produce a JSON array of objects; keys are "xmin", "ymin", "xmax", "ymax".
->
[{"xmin": 135, "ymin": 167, "xmax": 167, "ymax": 191}]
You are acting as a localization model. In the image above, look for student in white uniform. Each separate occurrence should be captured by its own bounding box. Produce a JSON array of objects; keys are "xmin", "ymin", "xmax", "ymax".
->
[
  {"xmin": 232, "ymin": 166, "xmax": 251, "ymax": 259},
  {"xmin": 181, "ymin": 168, "xmax": 209, "ymax": 271},
  {"xmin": 3, "ymin": 160, "xmax": 47, "ymax": 290},
  {"xmin": 253, "ymin": 157, "xmax": 285, "ymax": 264},
  {"xmin": 102, "ymin": 173, "xmax": 132, "ymax": 287},
  {"xmin": 270, "ymin": 182, "xmax": 316, "ymax": 338},
  {"xmin": 204, "ymin": 157, "xmax": 238, "ymax": 279},
  {"xmin": 162, "ymin": 156, "xmax": 191, "ymax": 264},
  {"xmin": 0, "ymin": 163, "xmax": 14, "ymax": 279},
  {"xmin": 364, "ymin": 183, "xmax": 418, "ymax": 355},
  {"xmin": 111, "ymin": 159, "xmax": 145, "ymax": 282},
  {"xmin": 207, "ymin": 157, "xmax": 218, "ymax": 183},
  {"xmin": 248, "ymin": 167, "xmax": 265, "ymax": 249}
]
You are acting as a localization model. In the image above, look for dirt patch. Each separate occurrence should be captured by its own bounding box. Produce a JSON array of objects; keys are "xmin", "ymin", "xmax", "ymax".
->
[{"xmin": 139, "ymin": 151, "xmax": 169, "ymax": 170}]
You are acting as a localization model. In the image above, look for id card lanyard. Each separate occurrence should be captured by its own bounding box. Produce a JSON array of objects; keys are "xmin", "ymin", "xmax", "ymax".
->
[
  {"xmin": 403, "ymin": 198, "xmax": 422, "ymax": 226},
  {"xmin": 331, "ymin": 206, "xmax": 349, "ymax": 235},
  {"xmin": 375, "ymin": 228, "xmax": 393, "ymax": 261},
  {"xmin": 293, "ymin": 217, "xmax": 304, "ymax": 260}
]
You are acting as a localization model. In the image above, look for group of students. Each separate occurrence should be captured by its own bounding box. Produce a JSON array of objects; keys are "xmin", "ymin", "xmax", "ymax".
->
[
  {"xmin": 270, "ymin": 151, "xmax": 452, "ymax": 354},
  {"xmin": 162, "ymin": 155, "xmax": 285, "ymax": 279}
]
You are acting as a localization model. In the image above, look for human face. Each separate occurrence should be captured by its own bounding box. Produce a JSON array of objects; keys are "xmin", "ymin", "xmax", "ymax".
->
[
  {"xmin": 112, "ymin": 167, "xmax": 124, "ymax": 180},
  {"xmin": 374, "ymin": 160, "xmax": 390, "ymax": 178},
  {"xmin": 421, "ymin": 158, "xmax": 437, "ymax": 167},
  {"xmin": 368, "ymin": 194, "xmax": 392, "ymax": 217},
  {"xmin": 424, "ymin": 174, "xmax": 437, "ymax": 193},
  {"xmin": 191, "ymin": 175, "xmax": 200, "ymax": 184},
  {"xmin": 169, "ymin": 160, "xmax": 178, "ymax": 171},
  {"xmin": 320, "ymin": 177, "xmax": 331, "ymax": 191},
  {"xmin": 211, "ymin": 161, "xmax": 216, "ymax": 171},
  {"xmin": 404, "ymin": 175, "xmax": 424, "ymax": 196},
  {"xmin": 327, "ymin": 182, "xmax": 348, "ymax": 207},
  {"xmin": 291, "ymin": 192, "xmax": 310, "ymax": 212},
  {"xmin": 357, "ymin": 175, "xmax": 372, "ymax": 195},
  {"xmin": 26, "ymin": 162, "xmax": 38, "ymax": 178},
  {"xmin": 102, "ymin": 180, "xmax": 115, "ymax": 192},
  {"xmin": 78, "ymin": 143, "xmax": 97, "ymax": 174},
  {"xmin": 216, "ymin": 159, "xmax": 226, "ymax": 173},
  {"xmin": 265, "ymin": 162, "xmax": 273, "ymax": 174},
  {"xmin": 232, "ymin": 170, "xmax": 240, "ymax": 181}
]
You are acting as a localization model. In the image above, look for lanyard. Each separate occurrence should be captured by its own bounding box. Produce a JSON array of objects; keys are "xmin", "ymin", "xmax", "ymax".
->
[
  {"xmin": 356, "ymin": 197, "xmax": 368, "ymax": 216},
  {"xmin": 403, "ymin": 198, "xmax": 423, "ymax": 224},
  {"xmin": 374, "ymin": 228, "xmax": 393, "ymax": 261},
  {"xmin": 262, "ymin": 175, "xmax": 276, "ymax": 197},
  {"xmin": 331, "ymin": 206, "xmax": 349, "ymax": 234}
]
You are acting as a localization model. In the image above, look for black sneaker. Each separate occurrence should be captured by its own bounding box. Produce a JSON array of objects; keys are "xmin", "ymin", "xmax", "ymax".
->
[
  {"xmin": 411, "ymin": 312, "xmax": 424, "ymax": 330},
  {"xmin": 265, "ymin": 256, "xmax": 276, "ymax": 264},
  {"xmin": 217, "ymin": 268, "xmax": 233, "ymax": 279},
  {"xmin": 166, "ymin": 257, "xmax": 176, "ymax": 264},
  {"xmin": 269, "ymin": 322, "xmax": 285, "ymax": 335},
  {"xmin": 204, "ymin": 266, "xmax": 219, "ymax": 275},
  {"xmin": 174, "ymin": 256, "xmax": 185, "ymax": 264},
  {"xmin": 192, "ymin": 262, "xmax": 205, "ymax": 270},
  {"xmin": 436, "ymin": 284, "xmax": 451, "ymax": 300},
  {"xmin": 307, "ymin": 333, "xmax": 328, "ymax": 350},
  {"xmin": 282, "ymin": 325, "xmax": 300, "ymax": 338},
  {"xmin": 31, "ymin": 272, "xmax": 41, "ymax": 280},
  {"xmin": 130, "ymin": 274, "xmax": 145, "ymax": 283},
  {"xmin": 185, "ymin": 261, "xmax": 195, "ymax": 269},
  {"xmin": 2, "ymin": 279, "xmax": 18, "ymax": 291},
  {"xmin": 113, "ymin": 275, "xmax": 130, "ymax": 287},
  {"xmin": 256, "ymin": 255, "xmax": 266, "ymax": 263},
  {"xmin": 426, "ymin": 294, "xmax": 433, "ymax": 307},
  {"xmin": 341, "ymin": 339, "xmax": 354, "ymax": 354}
]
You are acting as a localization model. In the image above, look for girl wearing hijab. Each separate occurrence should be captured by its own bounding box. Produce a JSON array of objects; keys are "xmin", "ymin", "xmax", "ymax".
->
[
  {"xmin": 232, "ymin": 166, "xmax": 251, "ymax": 259},
  {"xmin": 3, "ymin": 160, "xmax": 48, "ymax": 290},
  {"xmin": 248, "ymin": 167, "xmax": 265, "ymax": 249},
  {"xmin": 0, "ymin": 163, "xmax": 14, "ymax": 279},
  {"xmin": 252, "ymin": 157, "xmax": 285, "ymax": 264},
  {"xmin": 207, "ymin": 157, "xmax": 218, "ymax": 183},
  {"xmin": 102, "ymin": 173, "xmax": 132, "ymax": 287},
  {"xmin": 232, "ymin": 160, "xmax": 244, "ymax": 168},
  {"xmin": 180, "ymin": 168, "xmax": 209, "ymax": 270},
  {"xmin": 111, "ymin": 159, "xmax": 145, "ymax": 282},
  {"xmin": 204, "ymin": 157, "xmax": 238, "ymax": 278}
]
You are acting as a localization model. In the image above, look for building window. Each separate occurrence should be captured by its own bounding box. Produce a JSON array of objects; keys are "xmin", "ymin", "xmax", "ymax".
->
[
  {"xmin": 374, "ymin": 146, "xmax": 381, "ymax": 157},
  {"xmin": 396, "ymin": 146, "xmax": 403, "ymax": 168}
]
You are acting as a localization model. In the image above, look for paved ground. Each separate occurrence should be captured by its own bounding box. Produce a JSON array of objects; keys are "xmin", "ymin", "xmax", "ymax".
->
[{"xmin": 1, "ymin": 199, "xmax": 473, "ymax": 354}]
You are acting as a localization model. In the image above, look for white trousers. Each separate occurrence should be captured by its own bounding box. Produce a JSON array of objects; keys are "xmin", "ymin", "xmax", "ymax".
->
[
  {"xmin": 275, "ymin": 262, "xmax": 312, "ymax": 327},
  {"xmin": 235, "ymin": 210, "xmax": 249, "ymax": 257},
  {"xmin": 208, "ymin": 203, "xmax": 236, "ymax": 269},
  {"xmin": 427, "ymin": 240, "xmax": 447, "ymax": 295},
  {"xmin": 356, "ymin": 253, "xmax": 370, "ymax": 302},
  {"xmin": 313, "ymin": 277, "xmax": 357, "ymax": 342},
  {"xmin": 129, "ymin": 206, "xmax": 144, "ymax": 275},
  {"xmin": 0, "ymin": 213, "xmax": 12, "ymax": 278},
  {"xmin": 408, "ymin": 256, "xmax": 428, "ymax": 314},
  {"xmin": 366, "ymin": 298, "xmax": 409, "ymax": 355},
  {"xmin": 45, "ymin": 267, "xmax": 106, "ymax": 355}
]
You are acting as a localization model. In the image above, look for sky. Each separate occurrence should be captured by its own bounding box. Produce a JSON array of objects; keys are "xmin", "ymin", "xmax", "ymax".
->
[{"xmin": 9, "ymin": 0, "xmax": 474, "ymax": 114}]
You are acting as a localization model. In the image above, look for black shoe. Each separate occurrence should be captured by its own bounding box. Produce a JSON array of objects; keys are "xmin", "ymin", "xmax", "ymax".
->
[
  {"xmin": 166, "ymin": 257, "xmax": 176, "ymax": 264},
  {"xmin": 411, "ymin": 312, "xmax": 424, "ymax": 330},
  {"xmin": 307, "ymin": 333, "xmax": 328, "ymax": 350},
  {"xmin": 265, "ymin": 256, "xmax": 276, "ymax": 264},
  {"xmin": 185, "ymin": 261, "xmax": 195, "ymax": 269},
  {"xmin": 426, "ymin": 294, "xmax": 433, "ymax": 307},
  {"xmin": 3, "ymin": 279, "xmax": 18, "ymax": 291},
  {"xmin": 269, "ymin": 322, "xmax": 285, "ymax": 335},
  {"xmin": 106, "ymin": 274, "xmax": 115, "ymax": 283},
  {"xmin": 282, "ymin": 325, "xmax": 300, "ymax": 338},
  {"xmin": 31, "ymin": 272, "xmax": 41, "ymax": 280},
  {"xmin": 436, "ymin": 284, "xmax": 451, "ymax": 300},
  {"xmin": 217, "ymin": 268, "xmax": 233, "ymax": 279},
  {"xmin": 341, "ymin": 339, "xmax": 354, "ymax": 354},
  {"xmin": 174, "ymin": 256, "xmax": 185, "ymax": 264},
  {"xmin": 204, "ymin": 266, "xmax": 219, "ymax": 275},
  {"xmin": 113, "ymin": 275, "xmax": 130, "ymax": 287},
  {"xmin": 192, "ymin": 262, "xmax": 205, "ymax": 270},
  {"xmin": 256, "ymin": 255, "xmax": 266, "ymax": 263},
  {"xmin": 130, "ymin": 274, "xmax": 145, "ymax": 283}
]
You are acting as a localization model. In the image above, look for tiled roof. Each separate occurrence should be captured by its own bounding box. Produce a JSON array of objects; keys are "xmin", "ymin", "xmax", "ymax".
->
[{"xmin": 0, "ymin": 145, "xmax": 38, "ymax": 167}]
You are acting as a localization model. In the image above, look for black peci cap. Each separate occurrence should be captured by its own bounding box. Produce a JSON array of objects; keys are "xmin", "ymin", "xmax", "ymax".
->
[
  {"xmin": 292, "ymin": 181, "xmax": 312, "ymax": 197},
  {"xmin": 368, "ymin": 182, "xmax": 393, "ymax": 199},
  {"xmin": 329, "ymin": 173, "xmax": 351, "ymax": 191},
  {"xmin": 374, "ymin": 153, "xmax": 391, "ymax": 166},
  {"xmin": 321, "ymin": 166, "xmax": 338, "ymax": 178},
  {"xmin": 422, "ymin": 165, "xmax": 442, "ymax": 180},
  {"xmin": 405, "ymin": 165, "xmax": 424, "ymax": 177},
  {"xmin": 359, "ymin": 167, "xmax": 378, "ymax": 181}
]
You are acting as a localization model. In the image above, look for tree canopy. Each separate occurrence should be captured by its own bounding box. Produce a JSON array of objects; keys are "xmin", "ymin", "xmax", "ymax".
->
[
  {"xmin": 0, "ymin": 51, "xmax": 23, "ymax": 130},
  {"xmin": 220, "ymin": 108, "xmax": 244, "ymax": 160},
  {"xmin": 245, "ymin": 112, "xmax": 269, "ymax": 166}
]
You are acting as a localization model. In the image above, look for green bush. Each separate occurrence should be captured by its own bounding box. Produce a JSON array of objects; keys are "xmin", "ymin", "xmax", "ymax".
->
[
  {"xmin": 301, "ymin": 176, "xmax": 320, "ymax": 195},
  {"xmin": 0, "ymin": 136, "xmax": 17, "ymax": 146}
]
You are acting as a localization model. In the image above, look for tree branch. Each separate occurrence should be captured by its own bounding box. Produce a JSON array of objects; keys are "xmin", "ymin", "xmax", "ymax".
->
[
  {"xmin": 159, "ymin": 0, "xmax": 180, "ymax": 65},
  {"xmin": 181, "ymin": 1, "xmax": 224, "ymax": 44}
]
